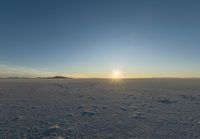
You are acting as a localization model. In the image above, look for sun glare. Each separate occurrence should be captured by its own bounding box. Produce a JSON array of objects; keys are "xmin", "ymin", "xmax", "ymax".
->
[{"xmin": 112, "ymin": 69, "xmax": 121, "ymax": 78}]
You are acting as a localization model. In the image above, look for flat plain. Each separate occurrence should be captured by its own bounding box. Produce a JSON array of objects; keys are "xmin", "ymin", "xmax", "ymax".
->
[{"xmin": 0, "ymin": 78, "xmax": 200, "ymax": 139}]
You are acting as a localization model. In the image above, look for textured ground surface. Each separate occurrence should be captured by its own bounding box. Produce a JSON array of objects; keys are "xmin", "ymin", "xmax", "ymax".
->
[{"xmin": 0, "ymin": 79, "xmax": 200, "ymax": 139}]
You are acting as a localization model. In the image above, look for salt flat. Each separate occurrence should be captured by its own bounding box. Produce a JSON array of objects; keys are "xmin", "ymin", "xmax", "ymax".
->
[{"xmin": 0, "ymin": 79, "xmax": 200, "ymax": 139}]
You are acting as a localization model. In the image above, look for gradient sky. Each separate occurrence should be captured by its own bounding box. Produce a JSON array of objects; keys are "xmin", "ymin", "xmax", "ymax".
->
[{"xmin": 0, "ymin": 0, "xmax": 200, "ymax": 78}]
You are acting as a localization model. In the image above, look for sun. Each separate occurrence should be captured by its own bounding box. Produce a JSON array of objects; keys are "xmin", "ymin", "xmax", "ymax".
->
[{"xmin": 112, "ymin": 69, "xmax": 121, "ymax": 78}]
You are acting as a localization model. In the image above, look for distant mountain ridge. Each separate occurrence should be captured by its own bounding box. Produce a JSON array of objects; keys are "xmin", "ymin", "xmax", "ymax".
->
[
  {"xmin": 0, "ymin": 76, "xmax": 73, "ymax": 79},
  {"xmin": 47, "ymin": 76, "xmax": 73, "ymax": 79}
]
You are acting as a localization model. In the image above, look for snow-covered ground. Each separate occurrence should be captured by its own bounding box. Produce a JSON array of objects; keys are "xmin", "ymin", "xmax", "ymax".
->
[{"xmin": 0, "ymin": 78, "xmax": 200, "ymax": 139}]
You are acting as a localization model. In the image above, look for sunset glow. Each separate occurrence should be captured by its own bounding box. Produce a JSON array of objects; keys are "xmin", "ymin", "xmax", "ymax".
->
[{"xmin": 112, "ymin": 70, "xmax": 121, "ymax": 78}]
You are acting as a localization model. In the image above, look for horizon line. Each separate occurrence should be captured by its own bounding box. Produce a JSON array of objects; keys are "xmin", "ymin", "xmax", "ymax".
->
[{"xmin": 1, "ymin": 76, "xmax": 200, "ymax": 79}]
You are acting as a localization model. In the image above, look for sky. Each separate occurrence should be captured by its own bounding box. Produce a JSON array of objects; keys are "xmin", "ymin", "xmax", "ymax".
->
[{"xmin": 0, "ymin": 0, "xmax": 200, "ymax": 78}]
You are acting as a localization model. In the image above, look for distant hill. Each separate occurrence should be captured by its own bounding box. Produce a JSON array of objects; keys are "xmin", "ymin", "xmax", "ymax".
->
[
  {"xmin": 49, "ymin": 76, "xmax": 72, "ymax": 79},
  {"xmin": 37, "ymin": 76, "xmax": 73, "ymax": 79},
  {"xmin": 0, "ymin": 76, "xmax": 73, "ymax": 79}
]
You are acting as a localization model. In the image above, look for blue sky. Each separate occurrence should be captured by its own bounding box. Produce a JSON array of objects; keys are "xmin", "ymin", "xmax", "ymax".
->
[{"xmin": 0, "ymin": 0, "xmax": 200, "ymax": 77}]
